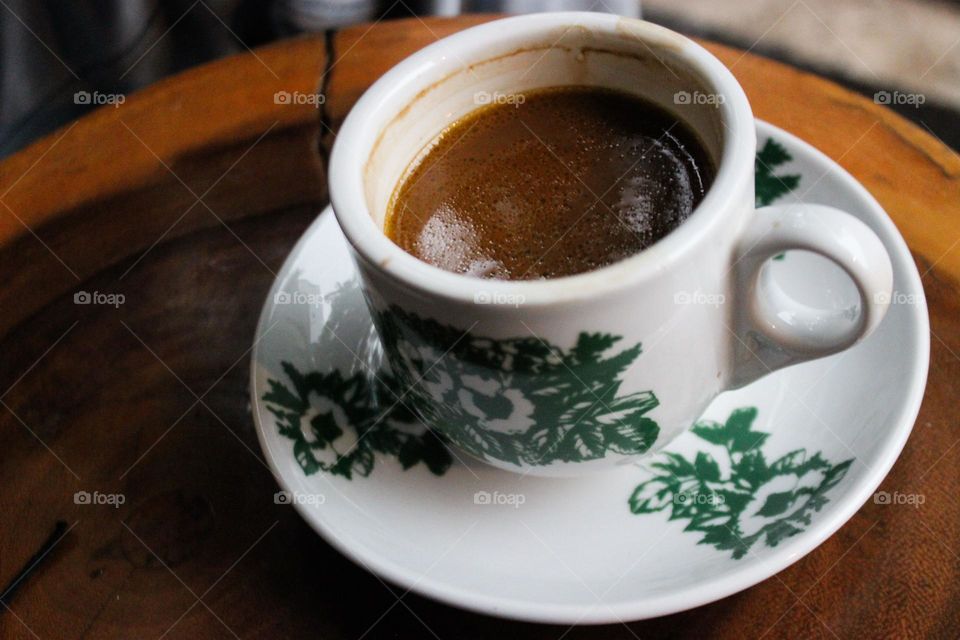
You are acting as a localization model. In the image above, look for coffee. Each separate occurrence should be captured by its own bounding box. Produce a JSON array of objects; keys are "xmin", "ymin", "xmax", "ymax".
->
[{"xmin": 386, "ymin": 86, "xmax": 714, "ymax": 280}]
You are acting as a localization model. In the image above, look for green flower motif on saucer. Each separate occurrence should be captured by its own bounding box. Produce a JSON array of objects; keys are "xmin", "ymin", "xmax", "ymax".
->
[
  {"xmin": 756, "ymin": 137, "xmax": 802, "ymax": 261},
  {"xmin": 629, "ymin": 407, "xmax": 853, "ymax": 559},
  {"xmin": 262, "ymin": 305, "xmax": 662, "ymax": 476},
  {"xmin": 756, "ymin": 138, "xmax": 801, "ymax": 207},
  {"xmin": 263, "ymin": 362, "xmax": 452, "ymax": 479}
]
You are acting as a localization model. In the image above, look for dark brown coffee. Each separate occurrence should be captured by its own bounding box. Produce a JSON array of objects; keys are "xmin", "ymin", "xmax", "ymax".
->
[{"xmin": 385, "ymin": 86, "xmax": 714, "ymax": 280}]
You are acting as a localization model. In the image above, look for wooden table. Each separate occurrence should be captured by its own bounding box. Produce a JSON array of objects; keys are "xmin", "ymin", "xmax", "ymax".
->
[{"xmin": 1, "ymin": 15, "xmax": 957, "ymax": 640}]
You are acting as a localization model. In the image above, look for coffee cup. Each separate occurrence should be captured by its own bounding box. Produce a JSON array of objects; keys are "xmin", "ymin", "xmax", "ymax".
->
[{"xmin": 328, "ymin": 12, "xmax": 893, "ymax": 476}]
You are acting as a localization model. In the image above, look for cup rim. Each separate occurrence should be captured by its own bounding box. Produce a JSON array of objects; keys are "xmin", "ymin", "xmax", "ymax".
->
[{"xmin": 328, "ymin": 12, "xmax": 755, "ymax": 307}]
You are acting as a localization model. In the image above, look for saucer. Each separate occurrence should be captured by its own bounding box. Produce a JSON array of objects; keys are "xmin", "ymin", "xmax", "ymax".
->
[{"xmin": 250, "ymin": 121, "xmax": 928, "ymax": 623}]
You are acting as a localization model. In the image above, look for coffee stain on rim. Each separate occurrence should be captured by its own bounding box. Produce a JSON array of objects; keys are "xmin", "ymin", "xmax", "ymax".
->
[
  {"xmin": 365, "ymin": 37, "xmax": 689, "ymax": 199},
  {"xmin": 367, "ymin": 42, "xmax": 563, "ymax": 179}
]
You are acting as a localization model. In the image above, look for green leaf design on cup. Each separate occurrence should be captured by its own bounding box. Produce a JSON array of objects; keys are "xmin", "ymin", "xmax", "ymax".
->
[
  {"xmin": 263, "ymin": 362, "xmax": 452, "ymax": 479},
  {"xmin": 629, "ymin": 407, "xmax": 853, "ymax": 559},
  {"xmin": 373, "ymin": 305, "xmax": 660, "ymax": 467}
]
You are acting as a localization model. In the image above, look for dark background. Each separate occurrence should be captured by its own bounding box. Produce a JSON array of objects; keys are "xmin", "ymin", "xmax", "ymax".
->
[{"xmin": 1, "ymin": 0, "xmax": 958, "ymax": 158}]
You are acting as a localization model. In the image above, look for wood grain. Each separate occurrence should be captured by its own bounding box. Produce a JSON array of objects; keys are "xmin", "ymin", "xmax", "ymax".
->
[
  {"xmin": 0, "ymin": 15, "xmax": 957, "ymax": 640},
  {"xmin": 0, "ymin": 34, "xmax": 328, "ymax": 338}
]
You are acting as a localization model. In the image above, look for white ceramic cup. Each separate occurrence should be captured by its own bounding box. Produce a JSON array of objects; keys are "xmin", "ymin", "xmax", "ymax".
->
[{"xmin": 328, "ymin": 12, "xmax": 893, "ymax": 476}]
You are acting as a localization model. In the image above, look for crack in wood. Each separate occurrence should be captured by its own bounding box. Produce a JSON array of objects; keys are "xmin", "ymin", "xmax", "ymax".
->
[
  {"xmin": 318, "ymin": 29, "xmax": 338, "ymax": 179},
  {"xmin": 0, "ymin": 520, "xmax": 69, "ymax": 609}
]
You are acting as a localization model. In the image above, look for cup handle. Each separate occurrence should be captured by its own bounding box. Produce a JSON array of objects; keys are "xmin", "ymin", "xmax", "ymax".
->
[{"xmin": 729, "ymin": 203, "xmax": 893, "ymax": 388}]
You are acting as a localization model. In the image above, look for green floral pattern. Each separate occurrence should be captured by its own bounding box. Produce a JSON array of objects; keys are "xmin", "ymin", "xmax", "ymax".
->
[
  {"xmin": 629, "ymin": 407, "xmax": 853, "ymax": 559},
  {"xmin": 756, "ymin": 137, "xmax": 802, "ymax": 260},
  {"xmin": 263, "ymin": 362, "xmax": 452, "ymax": 479},
  {"xmin": 373, "ymin": 305, "xmax": 660, "ymax": 467},
  {"xmin": 755, "ymin": 138, "xmax": 801, "ymax": 207},
  {"xmin": 262, "ymin": 306, "xmax": 661, "ymax": 477}
]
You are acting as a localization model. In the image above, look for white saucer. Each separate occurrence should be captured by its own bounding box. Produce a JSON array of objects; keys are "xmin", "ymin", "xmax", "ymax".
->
[{"xmin": 250, "ymin": 121, "xmax": 928, "ymax": 623}]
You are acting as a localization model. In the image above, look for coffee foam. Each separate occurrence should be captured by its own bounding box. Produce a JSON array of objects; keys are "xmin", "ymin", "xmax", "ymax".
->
[{"xmin": 386, "ymin": 86, "xmax": 713, "ymax": 280}]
